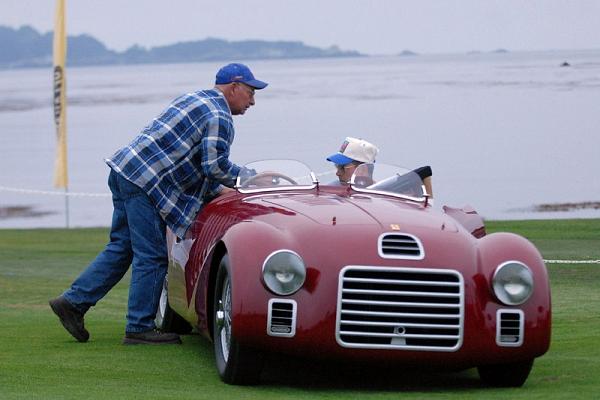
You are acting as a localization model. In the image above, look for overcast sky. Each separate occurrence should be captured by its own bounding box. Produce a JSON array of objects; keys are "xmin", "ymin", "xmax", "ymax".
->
[{"xmin": 2, "ymin": 0, "xmax": 599, "ymax": 55}]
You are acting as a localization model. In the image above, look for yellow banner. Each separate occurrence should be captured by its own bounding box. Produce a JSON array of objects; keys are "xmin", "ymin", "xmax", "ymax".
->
[{"xmin": 53, "ymin": 0, "xmax": 68, "ymax": 188}]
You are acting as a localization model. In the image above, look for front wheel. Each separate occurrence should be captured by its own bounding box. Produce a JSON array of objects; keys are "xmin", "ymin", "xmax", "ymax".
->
[
  {"xmin": 155, "ymin": 276, "xmax": 192, "ymax": 334},
  {"xmin": 213, "ymin": 255, "xmax": 264, "ymax": 385},
  {"xmin": 477, "ymin": 359, "xmax": 534, "ymax": 387}
]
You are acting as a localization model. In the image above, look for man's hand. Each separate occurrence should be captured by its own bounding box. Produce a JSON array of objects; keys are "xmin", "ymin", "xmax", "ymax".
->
[
  {"xmin": 219, "ymin": 187, "xmax": 235, "ymax": 195},
  {"xmin": 242, "ymin": 171, "xmax": 298, "ymax": 187},
  {"xmin": 246, "ymin": 171, "xmax": 280, "ymax": 186}
]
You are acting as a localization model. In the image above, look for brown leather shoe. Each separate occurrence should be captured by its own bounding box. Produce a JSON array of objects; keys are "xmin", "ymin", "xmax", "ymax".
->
[
  {"xmin": 122, "ymin": 329, "xmax": 182, "ymax": 345},
  {"xmin": 49, "ymin": 296, "xmax": 89, "ymax": 343}
]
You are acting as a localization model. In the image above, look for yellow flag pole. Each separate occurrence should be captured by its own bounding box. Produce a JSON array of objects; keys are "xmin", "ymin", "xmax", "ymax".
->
[{"xmin": 53, "ymin": 0, "xmax": 69, "ymax": 227}]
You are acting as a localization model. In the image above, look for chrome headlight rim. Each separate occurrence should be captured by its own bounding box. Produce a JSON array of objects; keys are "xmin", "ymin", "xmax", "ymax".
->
[
  {"xmin": 262, "ymin": 249, "xmax": 306, "ymax": 296},
  {"xmin": 492, "ymin": 260, "xmax": 534, "ymax": 306}
]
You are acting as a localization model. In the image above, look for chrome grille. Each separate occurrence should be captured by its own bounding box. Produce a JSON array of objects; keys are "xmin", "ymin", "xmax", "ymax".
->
[
  {"xmin": 496, "ymin": 310, "xmax": 524, "ymax": 346},
  {"xmin": 336, "ymin": 266, "xmax": 463, "ymax": 351},
  {"xmin": 378, "ymin": 233, "xmax": 424, "ymax": 260},
  {"xmin": 267, "ymin": 299, "xmax": 296, "ymax": 337}
]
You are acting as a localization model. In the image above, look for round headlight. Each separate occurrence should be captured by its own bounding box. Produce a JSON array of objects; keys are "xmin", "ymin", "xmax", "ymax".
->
[
  {"xmin": 492, "ymin": 261, "xmax": 534, "ymax": 305},
  {"xmin": 262, "ymin": 250, "xmax": 306, "ymax": 296}
]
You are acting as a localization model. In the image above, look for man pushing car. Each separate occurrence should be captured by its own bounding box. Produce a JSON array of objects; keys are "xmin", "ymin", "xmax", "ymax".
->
[{"xmin": 49, "ymin": 63, "xmax": 268, "ymax": 345}]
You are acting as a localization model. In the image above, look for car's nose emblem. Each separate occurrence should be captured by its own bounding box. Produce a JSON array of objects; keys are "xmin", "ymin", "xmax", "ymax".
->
[
  {"xmin": 390, "ymin": 224, "xmax": 401, "ymax": 231},
  {"xmin": 394, "ymin": 326, "xmax": 406, "ymax": 335}
]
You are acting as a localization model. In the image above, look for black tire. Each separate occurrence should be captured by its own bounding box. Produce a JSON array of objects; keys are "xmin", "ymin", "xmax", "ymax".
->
[
  {"xmin": 477, "ymin": 359, "xmax": 534, "ymax": 387},
  {"xmin": 156, "ymin": 276, "xmax": 192, "ymax": 334},
  {"xmin": 213, "ymin": 255, "xmax": 264, "ymax": 385}
]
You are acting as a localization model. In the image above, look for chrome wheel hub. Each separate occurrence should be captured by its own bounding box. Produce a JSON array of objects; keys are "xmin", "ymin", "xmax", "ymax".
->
[
  {"xmin": 156, "ymin": 280, "xmax": 167, "ymax": 328},
  {"xmin": 217, "ymin": 277, "xmax": 232, "ymax": 362}
]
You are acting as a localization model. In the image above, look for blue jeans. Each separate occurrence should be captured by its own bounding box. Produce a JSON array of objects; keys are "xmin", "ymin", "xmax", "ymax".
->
[{"xmin": 63, "ymin": 169, "xmax": 167, "ymax": 333}]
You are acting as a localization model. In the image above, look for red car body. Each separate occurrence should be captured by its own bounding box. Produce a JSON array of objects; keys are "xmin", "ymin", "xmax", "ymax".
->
[{"xmin": 160, "ymin": 162, "xmax": 551, "ymax": 386}]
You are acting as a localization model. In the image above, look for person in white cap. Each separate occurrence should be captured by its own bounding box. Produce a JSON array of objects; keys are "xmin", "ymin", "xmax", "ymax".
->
[
  {"xmin": 326, "ymin": 137, "xmax": 379, "ymax": 185},
  {"xmin": 326, "ymin": 137, "xmax": 434, "ymax": 197}
]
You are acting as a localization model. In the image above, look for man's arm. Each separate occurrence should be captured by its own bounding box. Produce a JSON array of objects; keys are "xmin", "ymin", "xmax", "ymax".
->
[{"xmin": 199, "ymin": 117, "xmax": 241, "ymax": 187}]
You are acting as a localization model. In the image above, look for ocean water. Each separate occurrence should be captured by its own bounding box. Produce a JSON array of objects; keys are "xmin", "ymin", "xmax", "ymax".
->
[{"xmin": 1, "ymin": 50, "xmax": 599, "ymax": 228}]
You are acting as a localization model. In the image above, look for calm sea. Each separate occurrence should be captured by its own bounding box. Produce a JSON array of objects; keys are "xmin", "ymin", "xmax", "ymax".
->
[{"xmin": 1, "ymin": 50, "xmax": 599, "ymax": 228}]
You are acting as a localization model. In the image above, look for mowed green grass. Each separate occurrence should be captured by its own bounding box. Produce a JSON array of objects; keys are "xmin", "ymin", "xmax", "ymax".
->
[{"xmin": 0, "ymin": 219, "xmax": 599, "ymax": 399}]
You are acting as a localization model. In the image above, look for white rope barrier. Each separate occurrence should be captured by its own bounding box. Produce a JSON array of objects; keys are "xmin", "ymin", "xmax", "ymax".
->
[
  {"xmin": 2, "ymin": 184, "xmax": 599, "ymax": 267},
  {"xmin": 543, "ymin": 259, "xmax": 600, "ymax": 264},
  {"xmin": 0, "ymin": 185, "xmax": 110, "ymax": 197},
  {"xmin": 1, "ymin": 172, "xmax": 337, "ymax": 198}
]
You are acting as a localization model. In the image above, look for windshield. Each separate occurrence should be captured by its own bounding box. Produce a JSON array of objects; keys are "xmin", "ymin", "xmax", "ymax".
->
[
  {"xmin": 236, "ymin": 160, "xmax": 317, "ymax": 193},
  {"xmin": 236, "ymin": 160, "xmax": 428, "ymax": 202},
  {"xmin": 350, "ymin": 163, "xmax": 428, "ymax": 202}
]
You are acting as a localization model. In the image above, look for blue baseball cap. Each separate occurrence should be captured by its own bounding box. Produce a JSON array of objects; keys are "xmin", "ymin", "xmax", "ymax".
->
[{"xmin": 215, "ymin": 63, "xmax": 268, "ymax": 89}]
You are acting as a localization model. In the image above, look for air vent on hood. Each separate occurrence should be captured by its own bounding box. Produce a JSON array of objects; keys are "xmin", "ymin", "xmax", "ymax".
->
[{"xmin": 378, "ymin": 233, "xmax": 424, "ymax": 260}]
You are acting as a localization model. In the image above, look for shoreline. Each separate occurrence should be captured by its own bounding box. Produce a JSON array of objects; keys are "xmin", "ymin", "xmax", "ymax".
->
[{"xmin": 2, "ymin": 201, "xmax": 599, "ymax": 229}]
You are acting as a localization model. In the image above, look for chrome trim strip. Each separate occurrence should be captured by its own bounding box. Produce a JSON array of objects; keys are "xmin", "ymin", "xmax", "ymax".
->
[
  {"xmin": 340, "ymin": 310, "xmax": 460, "ymax": 319},
  {"xmin": 351, "ymin": 185, "xmax": 426, "ymax": 203},
  {"xmin": 339, "ymin": 331, "xmax": 460, "ymax": 339},
  {"xmin": 342, "ymin": 299, "xmax": 459, "ymax": 308},
  {"xmin": 343, "ymin": 277, "xmax": 457, "ymax": 286},
  {"xmin": 340, "ymin": 320, "xmax": 461, "ymax": 329},
  {"xmin": 237, "ymin": 183, "xmax": 317, "ymax": 194},
  {"xmin": 343, "ymin": 288, "xmax": 459, "ymax": 297}
]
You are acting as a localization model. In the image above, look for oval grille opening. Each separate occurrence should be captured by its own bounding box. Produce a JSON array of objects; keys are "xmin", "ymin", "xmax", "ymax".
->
[{"xmin": 336, "ymin": 266, "xmax": 464, "ymax": 351}]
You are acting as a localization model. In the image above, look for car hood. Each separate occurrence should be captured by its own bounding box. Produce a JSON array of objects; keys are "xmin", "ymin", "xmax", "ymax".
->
[{"xmin": 248, "ymin": 193, "xmax": 458, "ymax": 232}]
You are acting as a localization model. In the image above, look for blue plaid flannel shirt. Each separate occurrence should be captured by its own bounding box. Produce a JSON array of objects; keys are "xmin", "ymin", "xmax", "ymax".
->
[{"xmin": 106, "ymin": 89, "xmax": 242, "ymax": 238}]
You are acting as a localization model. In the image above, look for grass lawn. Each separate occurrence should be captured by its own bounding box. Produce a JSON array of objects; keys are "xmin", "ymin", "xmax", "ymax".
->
[{"xmin": 1, "ymin": 219, "xmax": 599, "ymax": 399}]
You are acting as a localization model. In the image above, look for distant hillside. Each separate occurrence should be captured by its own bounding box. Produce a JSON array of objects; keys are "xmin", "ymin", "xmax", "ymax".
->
[{"xmin": 0, "ymin": 25, "xmax": 363, "ymax": 69}]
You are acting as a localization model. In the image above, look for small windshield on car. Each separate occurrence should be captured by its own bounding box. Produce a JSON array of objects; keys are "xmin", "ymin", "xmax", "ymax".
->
[
  {"xmin": 236, "ymin": 160, "xmax": 317, "ymax": 193},
  {"xmin": 350, "ymin": 163, "xmax": 427, "ymax": 202}
]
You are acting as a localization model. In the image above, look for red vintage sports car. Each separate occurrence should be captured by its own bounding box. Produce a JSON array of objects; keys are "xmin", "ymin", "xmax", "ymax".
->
[{"xmin": 156, "ymin": 160, "xmax": 551, "ymax": 386}]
